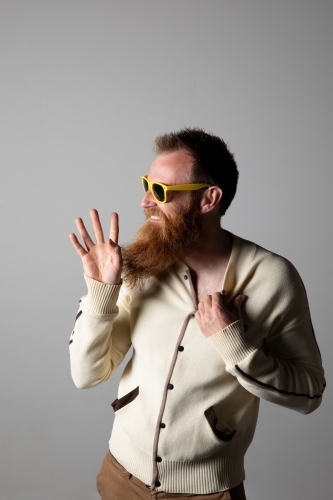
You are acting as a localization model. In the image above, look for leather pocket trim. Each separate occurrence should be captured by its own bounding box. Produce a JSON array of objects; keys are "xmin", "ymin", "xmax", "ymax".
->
[
  {"xmin": 111, "ymin": 386, "xmax": 139, "ymax": 412},
  {"xmin": 204, "ymin": 406, "xmax": 236, "ymax": 442}
]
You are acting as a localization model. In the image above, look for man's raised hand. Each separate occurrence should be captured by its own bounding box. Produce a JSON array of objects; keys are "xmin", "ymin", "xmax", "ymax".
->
[{"xmin": 69, "ymin": 210, "xmax": 123, "ymax": 285}]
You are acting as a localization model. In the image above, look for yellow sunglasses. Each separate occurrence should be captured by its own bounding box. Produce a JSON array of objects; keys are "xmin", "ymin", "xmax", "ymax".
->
[{"xmin": 141, "ymin": 175, "xmax": 212, "ymax": 203}]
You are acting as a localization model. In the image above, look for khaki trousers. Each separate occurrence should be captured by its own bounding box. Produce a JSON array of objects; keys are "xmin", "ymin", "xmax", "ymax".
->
[{"xmin": 96, "ymin": 452, "xmax": 247, "ymax": 500}]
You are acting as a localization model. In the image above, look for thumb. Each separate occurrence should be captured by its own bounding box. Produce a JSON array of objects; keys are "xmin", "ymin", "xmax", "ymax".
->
[{"xmin": 229, "ymin": 294, "xmax": 246, "ymax": 318}]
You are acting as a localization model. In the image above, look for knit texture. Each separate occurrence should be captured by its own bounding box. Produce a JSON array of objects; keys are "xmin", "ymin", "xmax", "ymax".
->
[{"xmin": 69, "ymin": 232, "xmax": 325, "ymax": 493}]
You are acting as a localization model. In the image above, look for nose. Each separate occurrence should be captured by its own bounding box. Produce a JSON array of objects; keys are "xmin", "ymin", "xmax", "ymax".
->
[{"xmin": 140, "ymin": 189, "xmax": 158, "ymax": 208}]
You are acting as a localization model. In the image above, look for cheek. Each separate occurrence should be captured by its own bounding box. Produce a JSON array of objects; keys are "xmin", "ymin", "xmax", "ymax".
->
[
  {"xmin": 167, "ymin": 194, "xmax": 191, "ymax": 212},
  {"xmin": 163, "ymin": 207, "xmax": 179, "ymax": 220}
]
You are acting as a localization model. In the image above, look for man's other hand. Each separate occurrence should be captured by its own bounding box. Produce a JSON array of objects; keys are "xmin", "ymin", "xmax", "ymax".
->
[
  {"xmin": 195, "ymin": 292, "xmax": 245, "ymax": 338},
  {"xmin": 69, "ymin": 209, "xmax": 123, "ymax": 285}
]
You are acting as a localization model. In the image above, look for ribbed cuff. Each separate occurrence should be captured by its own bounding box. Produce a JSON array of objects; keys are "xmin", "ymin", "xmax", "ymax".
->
[
  {"xmin": 207, "ymin": 320, "xmax": 257, "ymax": 367},
  {"xmin": 84, "ymin": 275, "xmax": 122, "ymax": 315}
]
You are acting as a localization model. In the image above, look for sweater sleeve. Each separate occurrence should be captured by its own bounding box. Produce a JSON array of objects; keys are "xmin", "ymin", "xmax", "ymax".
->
[
  {"xmin": 69, "ymin": 275, "xmax": 132, "ymax": 389},
  {"xmin": 207, "ymin": 257, "xmax": 326, "ymax": 415}
]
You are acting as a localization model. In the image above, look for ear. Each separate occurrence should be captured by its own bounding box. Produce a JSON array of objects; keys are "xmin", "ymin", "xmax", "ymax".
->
[{"xmin": 200, "ymin": 186, "xmax": 223, "ymax": 214}]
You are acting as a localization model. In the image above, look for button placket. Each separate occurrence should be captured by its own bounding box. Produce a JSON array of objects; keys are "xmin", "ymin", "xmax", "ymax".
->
[{"xmin": 151, "ymin": 310, "xmax": 195, "ymax": 491}]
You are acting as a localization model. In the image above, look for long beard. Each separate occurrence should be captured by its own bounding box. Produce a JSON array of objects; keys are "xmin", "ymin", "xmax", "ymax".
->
[{"xmin": 122, "ymin": 197, "xmax": 201, "ymax": 289}]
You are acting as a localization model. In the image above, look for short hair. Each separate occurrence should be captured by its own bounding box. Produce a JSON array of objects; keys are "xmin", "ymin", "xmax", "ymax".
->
[{"xmin": 154, "ymin": 127, "xmax": 239, "ymax": 216}]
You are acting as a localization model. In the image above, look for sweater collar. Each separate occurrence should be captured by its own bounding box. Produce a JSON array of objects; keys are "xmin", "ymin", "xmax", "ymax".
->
[{"xmin": 173, "ymin": 232, "xmax": 256, "ymax": 301}]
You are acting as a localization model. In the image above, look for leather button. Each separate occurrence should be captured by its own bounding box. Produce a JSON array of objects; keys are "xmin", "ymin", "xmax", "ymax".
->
[
  {"xmin": 178, "ymin": 345, "xmax": 184, "ymax": 351},
  {"xmin": 155, "ymin": 481, "xmax": 161, "ymax": 487},
  {"xmin": 160, "ymin": 422, "xmax": 166, "ymax": 428},
  {"xmin": 156, "ymin": 456, "xmax": 162, "ymax": 462},
  {"xmin": 167, "ymin": 383, "xmax": 174, "ymax": 390}
]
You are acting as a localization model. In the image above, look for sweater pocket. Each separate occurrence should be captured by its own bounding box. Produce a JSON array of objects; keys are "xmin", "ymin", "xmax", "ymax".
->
[
  {"xmin": 204, "ymin": 406, "xmax": 236, "ymax": 443},
  {"xmin": 111, "ymin": 386, "xmax": 139, "ymax": 412}
]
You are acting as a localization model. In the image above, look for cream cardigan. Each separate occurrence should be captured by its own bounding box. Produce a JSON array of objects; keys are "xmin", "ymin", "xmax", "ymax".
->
[{"xmin": 69, "ymin": 233, "xmax": 325, "ymax": 494}]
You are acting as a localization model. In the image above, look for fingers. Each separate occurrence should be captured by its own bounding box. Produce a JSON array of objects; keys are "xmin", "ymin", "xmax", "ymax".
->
[
  {"xmin": 199, "ymin": 292, "xmax": 245, "ymax": 318},
  {"xmin": 197, "ymin": 295, "xmax": 210, "ymax": 314},
  {"xmin": 109, "ymin": 212, "xmax": 119, "ymax": 245},
  {"xmin": 194, "ymin": 309, "xmax": 201, "ymax": 324},
  {"xmin": 75, "ymin": 217, "xmax": 95, "ymax": 251},
  {"xmin": 212, "ymin": 291, "xmax": 224, "ymax": 306},
  {"xmin": 90, "ymin": 209, "xmax": 105, "ymax": 244},
  {"xmin": 196, "ymin": 292, "xmax": 246, "ymax": 337},
  {"xmin": 228, "ymin": 294, "xmax": 246, "ymax": 318},
  {"xmin": 69, "ymin": 233, "xmax": 87, "ymax": 258},
  {"xmin": 72, "ymin": 210, "xmax": 118, "ymax": 251},
  {"xmin": 199, "ymin": 292, "xmax": 222, "ymax": 311}
]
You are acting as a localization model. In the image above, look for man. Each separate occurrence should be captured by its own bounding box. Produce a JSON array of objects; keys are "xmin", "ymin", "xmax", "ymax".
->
[{"xmin": 69, "ymin": 128, "xmax": 325, "ymax": 500}]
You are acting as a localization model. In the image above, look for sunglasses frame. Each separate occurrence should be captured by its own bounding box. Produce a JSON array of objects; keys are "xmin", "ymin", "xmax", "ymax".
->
[{"xmin": 141, "ymin": 175, "xmax": 212, "ymax": 203}]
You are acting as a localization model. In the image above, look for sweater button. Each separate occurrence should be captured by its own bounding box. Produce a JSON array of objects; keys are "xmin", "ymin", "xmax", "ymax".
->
[
  {"xmin": 160, "ymin": 422, "xmax": 166, "ymax": 428},
  {"xmin": 184, "ymin": 274, "xmax": 188, "ymax": 280},
  {"xmin": 155, "ymin": 481, "xmax": 161, "ymax": 487},
  {"xmin": 167, "ymin": 383, "xmax": 174, "ymax": 390},
  {"xmin": 156, "ymin": 456, "xmax": 162, "ymax": 462},
  {"xmin": 178, "ymin": 345, "xmax": 184, "ymax": 351}
]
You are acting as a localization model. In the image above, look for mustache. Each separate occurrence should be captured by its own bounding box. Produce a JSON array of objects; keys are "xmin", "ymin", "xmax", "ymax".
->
[{"xmin": 144, "ymin": 207, "xmax": 166, "ymax": 219}]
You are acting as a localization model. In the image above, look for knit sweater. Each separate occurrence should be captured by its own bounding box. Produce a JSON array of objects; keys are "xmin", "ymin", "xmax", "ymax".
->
[{"xmin": 69, "ymin": 232, "xmax": 325, "ymax": 494}]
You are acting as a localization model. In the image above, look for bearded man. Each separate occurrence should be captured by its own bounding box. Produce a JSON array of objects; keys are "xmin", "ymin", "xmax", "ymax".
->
[{"xmin": 69, "ymin": 128, "xmax": 325, "ymax": 500}]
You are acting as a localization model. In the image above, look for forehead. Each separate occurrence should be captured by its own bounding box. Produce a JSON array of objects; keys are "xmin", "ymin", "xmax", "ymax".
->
[{"xmin": 148, "ymin": 149, "xmax": 194, "ymax": 184}]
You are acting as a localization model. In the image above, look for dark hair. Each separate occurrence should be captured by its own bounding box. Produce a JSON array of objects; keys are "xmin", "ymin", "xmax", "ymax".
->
[{"xmin": 154, "ymin": 127, "xmax": 239, "ymax": 215}]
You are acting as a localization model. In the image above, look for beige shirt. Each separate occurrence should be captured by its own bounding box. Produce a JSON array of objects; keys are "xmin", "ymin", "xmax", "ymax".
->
[{"xmin": 69, "ymin": 233, "xmax": 325, "ymax": 494}]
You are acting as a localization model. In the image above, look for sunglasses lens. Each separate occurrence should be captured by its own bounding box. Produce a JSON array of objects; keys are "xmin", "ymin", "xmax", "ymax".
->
[
  {"xmin": 152, "ymin": 183, "xmax": 165, "ymax": 202},
  {"xmin": 142, "ymin": 178, "xmax": 149, "ymax": 192}
]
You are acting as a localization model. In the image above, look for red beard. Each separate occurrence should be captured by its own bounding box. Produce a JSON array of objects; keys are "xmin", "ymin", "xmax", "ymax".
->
[{"xmin": 122, "ymin": 197, "xmax": 202, "ymax": 289}]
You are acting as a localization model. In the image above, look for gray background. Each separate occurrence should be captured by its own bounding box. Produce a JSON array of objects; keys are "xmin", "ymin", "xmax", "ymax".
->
[{"xmin": 1, "ymin": 1, "xmax": 332, "ymax": 499}]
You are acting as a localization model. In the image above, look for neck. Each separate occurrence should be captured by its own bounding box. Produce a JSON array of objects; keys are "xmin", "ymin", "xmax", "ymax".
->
[{"xmin": 182, "ymin": 219, "xmax": 232, "ymax": 274}]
